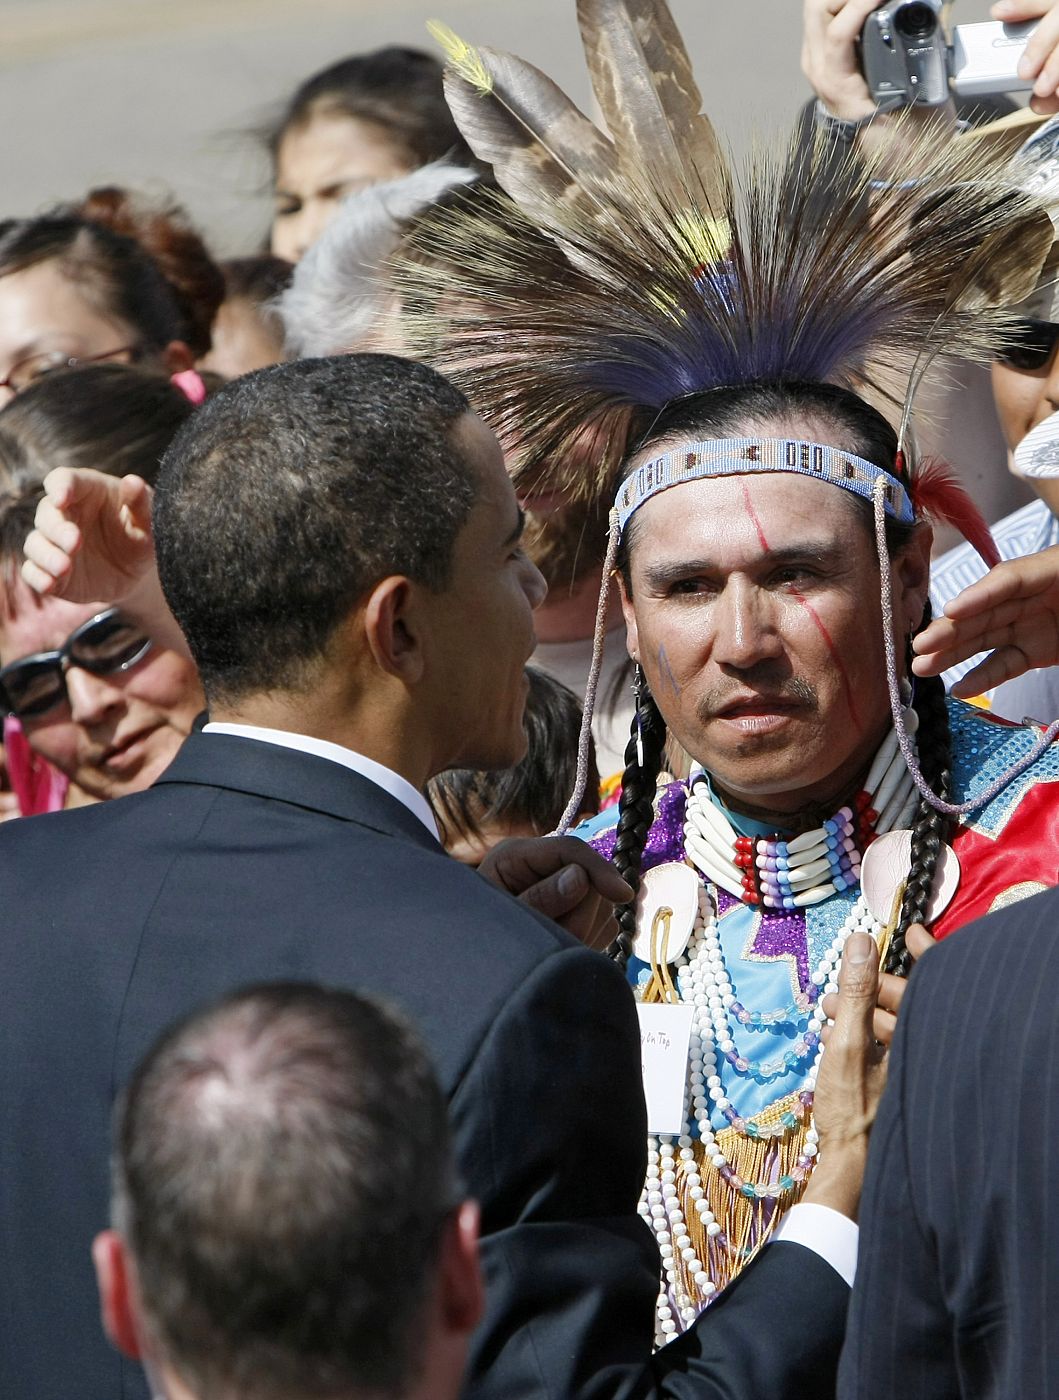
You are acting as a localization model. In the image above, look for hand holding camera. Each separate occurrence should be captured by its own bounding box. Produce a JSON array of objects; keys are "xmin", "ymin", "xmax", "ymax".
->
[
  {"xmin": 861, "ymin": 0, "xmax": 1037, "ymax": 109},
  {"xmin": 803, "ymin": 0, "xmax": 896, "ymax": 122},
  {"xmin": 804, "ymin": 0, "xmax": 1059, "ymax": 124}
]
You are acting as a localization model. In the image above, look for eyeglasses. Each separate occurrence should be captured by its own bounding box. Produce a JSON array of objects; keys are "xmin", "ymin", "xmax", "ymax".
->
[
  {"xmin": 995, "ymin": 320, "xmax": 1059, "ymax": 373},
  {"xmin": 0, "ymin": 343, "xmax": 141, "ymax": 396},
  {"xmin": 0, "ymin": 609, "xmax": 153, "ymax": 719}
]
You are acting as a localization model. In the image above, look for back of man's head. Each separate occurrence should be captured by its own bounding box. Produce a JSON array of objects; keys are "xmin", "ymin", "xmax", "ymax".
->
[
  {"xmin": 152, "ymin": 354, "xmax": 476, "ymax": 705},
  {"xmin": 102, "ymin": 983, "xmax": 475, "ymax": 1400}
]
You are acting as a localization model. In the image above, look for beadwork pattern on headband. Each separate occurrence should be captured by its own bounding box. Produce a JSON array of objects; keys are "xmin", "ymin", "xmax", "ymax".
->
[{"xmin": 615, "ymin": 437, "xmax": 914, "ymax": 532}]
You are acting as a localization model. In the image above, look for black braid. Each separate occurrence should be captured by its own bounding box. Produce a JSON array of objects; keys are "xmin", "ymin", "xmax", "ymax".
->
[
  {"xmin": 886, "ymin": 673, "xmax": 952, "ymax": 977},
  {"xmin": 610, "ymin": 679, "xmax": 668, "ymax": 965}
]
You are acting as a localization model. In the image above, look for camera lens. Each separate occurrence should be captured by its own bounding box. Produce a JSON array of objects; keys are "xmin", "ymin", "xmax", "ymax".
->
[{"xmin": 894, "ymin": 2, "xmax": 937, "ymax": 37}]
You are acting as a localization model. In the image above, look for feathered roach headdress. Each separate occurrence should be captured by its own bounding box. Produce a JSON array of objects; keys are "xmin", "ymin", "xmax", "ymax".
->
[
  {"xmin": 397, "ymin": 0, "xmax": 1059, "ymax": 826},
  {"xmin": 399, "ymin": 3, "xmax": 1055, "ymax": 512}
]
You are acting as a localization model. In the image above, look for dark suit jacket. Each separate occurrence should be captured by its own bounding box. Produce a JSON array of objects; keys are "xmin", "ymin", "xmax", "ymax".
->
[
  {"xmin": 0, "ymin": 732, "xmax": 849, "ymax": 1398},
  {"xmin": 840, "ymin": 884, "xmax": 1059, "ymax": 1400}
]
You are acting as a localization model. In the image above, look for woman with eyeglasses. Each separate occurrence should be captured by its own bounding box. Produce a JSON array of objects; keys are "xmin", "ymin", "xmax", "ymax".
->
[
  {"xmin": 0, "ymin": 365, "xmax": 205, "ymax": 816},
  {"xmin": 0, "ymin": 186, "xmax": 223, "ymax": 410}
]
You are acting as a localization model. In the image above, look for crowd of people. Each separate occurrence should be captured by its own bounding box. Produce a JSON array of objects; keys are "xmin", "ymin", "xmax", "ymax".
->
[{"xmin": 6, "ymin": 0, "xmax": 1059, "ymax": 1396}]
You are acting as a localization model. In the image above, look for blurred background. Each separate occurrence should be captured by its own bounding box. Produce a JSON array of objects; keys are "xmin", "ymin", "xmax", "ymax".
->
[{"xmin": 0, "ymin": 0, "xmax": 1001, "ymax": 255}]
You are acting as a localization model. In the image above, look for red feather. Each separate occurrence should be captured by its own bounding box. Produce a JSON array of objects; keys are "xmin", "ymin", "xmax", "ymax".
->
[{"xmin": 909, "ymin": 456, "xmax": 1000, "ymax": 569}]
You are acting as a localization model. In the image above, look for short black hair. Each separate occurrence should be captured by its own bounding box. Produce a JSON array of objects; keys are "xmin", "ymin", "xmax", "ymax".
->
[
  {"xmin": 112, "ymin": 982, "xmax": 456, "ymax": 1399},
  {"xmin": 429, "ymin": 666, "xmax": 600, "ymax": 847},
  {"xmin": 152, "ymin": 354, "xmax": 477, "ymax": 704}
]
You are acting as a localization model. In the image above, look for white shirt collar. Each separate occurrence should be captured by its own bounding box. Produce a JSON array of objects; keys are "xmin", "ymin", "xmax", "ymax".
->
[{"xmin": 201, "ymin": 721, "xmax": 439, "ymax": 839}]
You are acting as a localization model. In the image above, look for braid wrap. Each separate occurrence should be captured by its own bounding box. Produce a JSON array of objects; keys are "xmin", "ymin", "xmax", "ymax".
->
[
  {"xmin": 610, "ymin": 681, "xmax": 667, "ymax": 965},
  {"xmin": 886, "ymin": 674, "xmax": 952, "ymax": 977}
]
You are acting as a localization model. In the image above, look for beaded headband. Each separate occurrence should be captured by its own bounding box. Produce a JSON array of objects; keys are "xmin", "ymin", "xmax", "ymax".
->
[{"xmin": 614, "ymin": 437, "xmax": 914, "ymax": 533}]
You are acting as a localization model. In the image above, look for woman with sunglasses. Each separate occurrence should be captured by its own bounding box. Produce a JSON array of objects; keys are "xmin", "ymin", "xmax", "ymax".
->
[
  {"xmin": 0, "ymin": 566, "xmax": 202, "ymax": 811},
  {"xmin": 0, "ymin": 366, "xmax": 205, "ymax": 816},
  {"xmin": 0, "ymin": 186, "xmax": 222, "ymax": 411}
]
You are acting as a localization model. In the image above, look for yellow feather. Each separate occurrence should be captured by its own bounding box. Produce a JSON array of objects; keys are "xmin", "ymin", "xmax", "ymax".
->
[
  {"xmin": 673, "ymin": 211, "xmax": 732, "ymax": 265},
  {"xmin": 427, "ymin": 21, "xmax": 493, "ymax": 94}
]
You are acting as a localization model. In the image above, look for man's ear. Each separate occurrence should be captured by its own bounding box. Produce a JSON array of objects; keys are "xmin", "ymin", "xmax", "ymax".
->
[
  {"xmin": 362, "ymin": 576, "xmax": 426, "ymax": 685},
  {"xmin": 896, "ymin": 522, "xmax": 934, "ymax": 635},
  {"xmin": 616, "ymin": 572, "xmax": 639, "ymax": 662},
  {"xmin": 92, "ymin": 1231, "xmax": 144, "ymax": 1361},
  {"xmin": 438, "ymin": 1200, "xmax": 484, "ymax": 1337}
]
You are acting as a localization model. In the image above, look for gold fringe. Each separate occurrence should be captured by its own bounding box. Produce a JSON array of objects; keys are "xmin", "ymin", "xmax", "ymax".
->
[{"xmin": 674, "ymin": 1089, "xmax": 812, "ymax": 1299}]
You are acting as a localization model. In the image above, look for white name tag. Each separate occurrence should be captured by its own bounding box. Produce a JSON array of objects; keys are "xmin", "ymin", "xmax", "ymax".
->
[{"xmin": 636, "ymin": 1002, "xmax": 695, "ymax": 1136}]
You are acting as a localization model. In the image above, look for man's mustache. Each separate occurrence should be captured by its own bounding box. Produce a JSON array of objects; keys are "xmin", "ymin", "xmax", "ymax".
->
[{"xmin": 696, "ymin": 674, "xmax": 819, "ymax": 721}]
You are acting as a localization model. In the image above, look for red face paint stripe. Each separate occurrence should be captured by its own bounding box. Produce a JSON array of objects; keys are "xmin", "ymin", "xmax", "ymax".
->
[
  {"xmin": 740, "ymin": 482, "xmax": 770, "ymax": 553},
  {"xmin": 791, "ymin": 589, "xmax": 862, "ymax": 733}
]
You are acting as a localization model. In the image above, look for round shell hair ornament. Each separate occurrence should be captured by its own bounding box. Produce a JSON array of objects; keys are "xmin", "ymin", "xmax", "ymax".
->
[
  {"xmin": 632, "ymin": 861, "xmax": 703, "ymax": 964},
  {"xmin": 861, "ymin": 829, "xmax": 961, "ymax": 926}
]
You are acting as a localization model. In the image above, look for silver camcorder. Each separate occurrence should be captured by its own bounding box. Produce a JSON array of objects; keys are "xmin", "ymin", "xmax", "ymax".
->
[{"xmin": 860, "ymin": 1, "xmax": 1037, "ymax": 110}]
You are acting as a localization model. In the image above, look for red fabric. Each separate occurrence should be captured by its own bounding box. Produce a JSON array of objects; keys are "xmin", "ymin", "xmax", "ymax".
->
[
  {"xmin": 933, "ymin": 776, "xmax": 1059, "ymax": 937},
  {"xmin": 3, "ymin": 716, "xmax": 68, "ymax": 817}
]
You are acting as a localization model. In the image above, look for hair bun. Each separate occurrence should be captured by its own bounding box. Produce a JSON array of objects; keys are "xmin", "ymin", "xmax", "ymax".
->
[{"xmin": 73, "ymin": 187, "xmax": 224, "ymax": 358}]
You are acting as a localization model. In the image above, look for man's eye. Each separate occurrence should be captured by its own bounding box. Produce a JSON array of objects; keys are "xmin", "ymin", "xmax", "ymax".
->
[
  {"xmin": 772, "ymin": 566, "xmax": 818, "ymax": 586},
  {"xmin": 273, "ymin": 201, "xmax": 299, "ymax": 218},
  {"xmin": 670, "ymin": 578, "xmax": 711, "ymax": 595}
]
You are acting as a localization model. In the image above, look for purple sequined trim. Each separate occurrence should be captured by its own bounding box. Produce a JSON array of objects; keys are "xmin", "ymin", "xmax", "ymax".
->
[
  {"xmin": 745, "ymin": 910, "xmax": 812, "ymax": 995},
  {"xmin": 589, "ymin": 782, "xmax": 689, "ymax": 866}
]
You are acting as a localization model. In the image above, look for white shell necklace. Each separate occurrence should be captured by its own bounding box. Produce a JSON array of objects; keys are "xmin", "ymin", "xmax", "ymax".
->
[{"xmin": 683, "ymin": 725, "xmax": 917, "ymax": 910}]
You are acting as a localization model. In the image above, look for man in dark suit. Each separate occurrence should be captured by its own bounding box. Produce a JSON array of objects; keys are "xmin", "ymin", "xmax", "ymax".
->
[
  {"xmin": 1, "ymin": 354, "xmax": 876, "ymax": 1398},
  {"xmin": 839, "ymin": 884, "xmax": 1059, "ymax": 1399}
]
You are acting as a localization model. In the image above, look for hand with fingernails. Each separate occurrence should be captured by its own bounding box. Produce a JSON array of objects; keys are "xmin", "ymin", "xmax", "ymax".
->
[
  {"xmin": 478, "ymin": 835, "xmax": 633, "ymax": 951},
  {"xmin": 913, "ymin": 545, "xmax": 1059, "ymax": 695},
  {"xmin": 21, "ymin": 467, "xmax": 187, "ymax": 656},
  {"xmin": 801, "ymin": 926, "xmax": 932, "ymax": 1221}
]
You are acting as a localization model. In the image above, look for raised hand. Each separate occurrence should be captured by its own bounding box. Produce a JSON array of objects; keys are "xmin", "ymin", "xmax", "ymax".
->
[
  {"xmin": 21, "ymin": 468, "xmax": 188, "ymax": 655},
  {"xmin": 913, "ymin": 546, "xmax": 1059, "ymax": 695},
  {"xmin": 802, "ymin": 0, "xmax": 885, "ymax": 121},
  {"xmin": 22, "ymin": 468, "xmax": 154, "ymax": 604}
]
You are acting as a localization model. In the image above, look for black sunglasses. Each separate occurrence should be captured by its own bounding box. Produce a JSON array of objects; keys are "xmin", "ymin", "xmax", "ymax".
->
[
  {"xmin": 0, "ymin": 609, "xmax": 153, "ymax": 720},
  {"xmin": 996, "ymin": 319, "xmax": 1059, "ymax": 372}
]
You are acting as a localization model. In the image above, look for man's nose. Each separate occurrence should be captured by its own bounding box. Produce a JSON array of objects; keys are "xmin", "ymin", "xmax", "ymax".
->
[
  {"xmin": 64, "ymin": 666, "xmax": 124, "ymax": 728},
  {"xmin": 710, "ymin": 580, "xmax": 781, "ymax": 670}
]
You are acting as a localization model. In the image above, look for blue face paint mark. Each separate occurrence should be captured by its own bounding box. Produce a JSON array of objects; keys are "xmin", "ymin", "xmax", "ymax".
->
[{"xmin": 658, "ymin": 644, "xmax": 682, "ymax": 697}]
